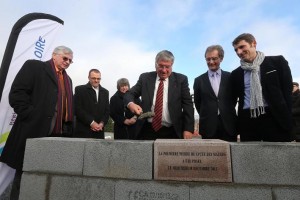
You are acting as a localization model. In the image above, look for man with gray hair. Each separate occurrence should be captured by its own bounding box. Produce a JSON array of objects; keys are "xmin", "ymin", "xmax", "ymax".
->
[
  {"xmin": 230, "ymin": 33, "xmax": 293, "ymax": 142},
  {"xmin": 194, "ymin": 45, "xmax": 237, "ymax": 141},
  {"xmin": 0, "ymin": 46, "xmax": 74, "ymax": 199},
  {"xmin": 124, "ymin": 50, "xmax": 197, "ymax": 140}
]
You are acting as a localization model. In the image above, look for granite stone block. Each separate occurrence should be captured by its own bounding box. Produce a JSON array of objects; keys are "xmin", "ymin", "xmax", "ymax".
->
[
  {"xmin": 115, "ymin": 180, "xmax": 189, "ymax": 200},
  {"xmin": 19, "ymin": 173, "xmax": 48, "ymax": 200},
  {"xmin": 49, "ymin": 175, "xmax": 115, "ymax": 200},
  {"xmin": 231, "ymin": 142, "xmax": 300, "ymax": 185},
  {"xmin": 272, "ymin": 186, "xmax": 300, "ymax": 200},
  {"xmin": 23, "ymin": 137, "xmax": 86, "ymax": 175},
  {"xmin": 83, "ymin": 140, "xmax": 153, "ymax": 180},
  {"xmin": 190, "ymin": 184, "xmax": 272, "ymax": 200}
]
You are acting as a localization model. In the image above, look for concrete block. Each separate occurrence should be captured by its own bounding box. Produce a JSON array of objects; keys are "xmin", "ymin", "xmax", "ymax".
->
[
  {"xmin": 23, "ymin": 137, "xmax": 86, "ymax": 175},
  {"xmin": 190, "ymin": 184, "xmax": 272, "ymax": 200},
  {"xmin": 115, "ymin": 180, "xmax": 189, "ymax": 200},
  {"xmin": 49, "ymin": 175, "xmax": 115, "ymax": 200},
  {"xmin": 19, "ymin": 172, "xmax": 48, "ymax": 200},
  {"xmin": 231, "ymin": 142, "xmax": 300, "ymax": 185},
  {"xmin": 272, "ymin": 186, "xmax": 300, "ymax": 200},
  {"xmin": 83, "ymin": 140, "xmax": 153, "ymax": 180}
]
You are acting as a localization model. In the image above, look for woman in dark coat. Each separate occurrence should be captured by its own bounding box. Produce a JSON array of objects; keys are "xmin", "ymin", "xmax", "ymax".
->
[
  {"xmin": 110, "ymin": 78, "xmax": 141, "ymax": 139},
  {"xmin": 292, "ymin": 82, "xmax": 300, "ymax": 141}
]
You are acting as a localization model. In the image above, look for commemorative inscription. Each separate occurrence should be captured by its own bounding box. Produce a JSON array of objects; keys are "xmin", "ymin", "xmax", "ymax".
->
[{"xmin": 154, "ymin": 139, "xmax": 232, "ymax": 182}]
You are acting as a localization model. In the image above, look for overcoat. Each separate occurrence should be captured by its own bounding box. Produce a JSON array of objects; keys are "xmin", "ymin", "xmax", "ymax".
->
[
  {"xmin": 74, "ymin": 83, "xmax": 109, "ymax": 138},
  {"xmin": 0, "ymin": 60, "xmax": 73, "ymax": 171}
]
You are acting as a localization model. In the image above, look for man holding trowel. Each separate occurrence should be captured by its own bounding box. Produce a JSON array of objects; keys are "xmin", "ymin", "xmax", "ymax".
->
[{"xmin": 124, "ymin": 50, "xmax": 198, "ymax": 140}]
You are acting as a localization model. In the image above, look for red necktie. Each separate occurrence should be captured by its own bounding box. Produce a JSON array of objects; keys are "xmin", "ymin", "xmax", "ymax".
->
[{"xmin": 152, "ymin": 80, "xmax": 164, "ymax": 132}]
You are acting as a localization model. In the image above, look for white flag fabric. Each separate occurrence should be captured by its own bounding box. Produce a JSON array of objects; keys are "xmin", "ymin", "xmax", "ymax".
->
[{"xmin": 0, "ymin": 13, "xmax": 63, "ymax": 195}]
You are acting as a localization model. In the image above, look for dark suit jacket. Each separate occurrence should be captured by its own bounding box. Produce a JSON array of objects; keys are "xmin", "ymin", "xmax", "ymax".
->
[
  {"xmin": 74, "ymin": 83, "xmax": 109, "ymax": 138},
  {"xmin": 230, "ymin": 55, "xmax": 293, "ymax": 132},
  {"xmin": 193, "ymin": 70, "xmax": 237, "ymax": 138},
  {"xmin": 0, "ymin": 60, "xmax": 73, "ymax": 171},
  {"xmin": 124, "ymin": 71, "xmax": 194, "ymax": 139}
]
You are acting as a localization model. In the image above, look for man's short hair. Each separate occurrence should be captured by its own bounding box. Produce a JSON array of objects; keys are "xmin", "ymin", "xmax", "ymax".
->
[
  {"xmin": 232, "ymin": 33, "xmax": 256, "ymax": 46},
  {"xmin": 293, "ymin": 82, "xmax": 299, "ymax": 87},
  {"xmin": 155, "ymin": 50, "xmax": 174, "ymax": 64},
  {"xmin": 89, "ymin": 69, "xmax": 100, "ymax": 76},
  {"xmin": 53, "ymin": 46, "xmax": 73, "ymax": 54},
  {"xmin": 205, "ymin": 45, "xmax": 224, "ymax": 59}
]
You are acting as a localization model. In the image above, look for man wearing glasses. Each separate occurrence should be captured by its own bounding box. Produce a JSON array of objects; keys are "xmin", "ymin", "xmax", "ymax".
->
[
  {"xmin": 124, "ymin": 50, "xmax": 197, "ymax": 140},
  {"xmin": 193, "ymin": 45, "xmax": 237, "ymax": 141},
  {"xmin": 0, "ymin": 46, "xmax": 74, "ymax": 200},
  {"xmin": 74, "ymin": 69, "xmax": 109, "ymax": 139}
]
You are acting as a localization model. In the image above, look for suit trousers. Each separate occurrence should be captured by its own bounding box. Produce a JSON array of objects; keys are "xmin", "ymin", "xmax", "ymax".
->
[
  {"xmin": 202, "ymin": 115, "xmax": 237, "ymax": 142},
  {"xmin": 138, "ymin": 122, "xmax": 178, "ymax": 140},
  {"xmin": 238, "ymin": 108, "xmax": 292, "ymax": 142}
]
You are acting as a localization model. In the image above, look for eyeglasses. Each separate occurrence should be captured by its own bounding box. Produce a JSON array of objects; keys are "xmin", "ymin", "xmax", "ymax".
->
[
  {"xmin": 60, "ymin": 55, "xmax": 73, "ymax": 64},
  {"xmin": 90, "ymin": 77, "xmax": 101, "ymax": 81},
  {"xmin": 205, "ymin": 57, "xmax": 219, "ymax": 62},
  {"xmin": 156, "ymin": 64, "xmax": 172, "ymax": 70}
]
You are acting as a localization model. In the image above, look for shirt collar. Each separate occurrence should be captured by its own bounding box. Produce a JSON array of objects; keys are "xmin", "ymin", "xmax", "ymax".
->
[
  {"xmin": 156, "ymin": 75, "xmax": 168, "ymax": 82},
  {"xmin": 208, "ymin": 68, "xmax": 221, "ymax": 77}
]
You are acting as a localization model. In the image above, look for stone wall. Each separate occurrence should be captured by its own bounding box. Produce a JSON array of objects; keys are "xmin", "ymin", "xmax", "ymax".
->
[{"xmin": 19, "ymin": 138, "xmax": 300, "ymax": 200}]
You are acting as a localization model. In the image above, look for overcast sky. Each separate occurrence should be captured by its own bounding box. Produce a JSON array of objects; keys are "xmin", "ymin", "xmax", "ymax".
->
[{"xmin": 1, "ymin": 0, "xmax": 300, "ymax": 98}]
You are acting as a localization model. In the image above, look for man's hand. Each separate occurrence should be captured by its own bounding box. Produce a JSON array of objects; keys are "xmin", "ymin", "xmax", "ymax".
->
[
  {"xmin": 90, "ymin": 121, "xmax": 104, "ymax": 131},
  {"xmin": 128, "ymin": 103, "xmax": 143, "ymax": 115},
  {"xmin": 124, "ymin": 117, "xmax": 137, "ymax": 125},
  {"xmin": 183, "ymin": 131, "xmax": 200, "ymax": 139}
]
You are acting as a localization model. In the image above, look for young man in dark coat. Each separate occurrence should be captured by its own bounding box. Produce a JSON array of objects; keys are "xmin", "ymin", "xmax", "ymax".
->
[
  {"xmin": 74, "ymin": 69, "xmax": 109, "ymax": 139},
  {"xmin": 0, "ymin": 46, "xmax": 74, "ymax": 199},
  {"xmin": 230, "ymin": 33, "xmax": 293, "ymax": 142}
]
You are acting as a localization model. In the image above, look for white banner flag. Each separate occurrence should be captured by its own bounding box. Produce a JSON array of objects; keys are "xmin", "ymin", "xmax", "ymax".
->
[{"xmin": 0, "ymin": 13, "xmax": 64, "ymax": 195}]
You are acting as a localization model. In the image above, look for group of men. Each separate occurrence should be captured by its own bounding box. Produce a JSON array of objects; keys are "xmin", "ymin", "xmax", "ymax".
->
[
  {"xmin": 194, "ymin": 33, "xmax": 293, "ymax": 142},
  {"xmin": 0, "ymin": 33, "xmax": 296, "ymax": 199}
]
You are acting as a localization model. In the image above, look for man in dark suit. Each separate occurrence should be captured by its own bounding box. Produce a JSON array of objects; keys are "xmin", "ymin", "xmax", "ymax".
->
[
  {"xmin": 193, "ymin": 45, "xmax": 237, "ymax": 141},
  {"xmin": 230, "ymin": 33, "xmax": 293, "ymax": 142},
  {"xmin": 0, "ymin": 46, "xmax": 74, "ymax": 200},
  {"xmin": 124, "ymin": 50, "xmax": 197, "ymax": 140},
  {"xmin": 74, "ymin": 69, "xmax": 109, "ymax": 139}
]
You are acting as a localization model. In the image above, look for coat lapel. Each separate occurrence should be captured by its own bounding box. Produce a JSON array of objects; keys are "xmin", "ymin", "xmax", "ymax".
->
[
  {"xmin": 204, "ymin": 72, "xmax": 217, "ymax": 98},
  {"xmin": 146, "ymin": 72, "xmax": 156, "ymax": 105},
  {"xmin": 168, "ymin": 73, "xmax": 176, "ymax": 103},
  {"xmin": 218, "ymin": 70, "xmax": 227, "ymax": 98},
  {"xmin": 44, "ymin": 61, "xmax": 58, "ymax": 85},
  {"xmin": 86, "ymin": 83, "xmax": 97, "ymax": 102}
]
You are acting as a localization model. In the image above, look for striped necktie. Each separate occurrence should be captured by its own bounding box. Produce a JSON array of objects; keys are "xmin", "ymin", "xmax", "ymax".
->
[{"xmin": 152, "ymin": 79, "xmax": 164, "ymax": 132}]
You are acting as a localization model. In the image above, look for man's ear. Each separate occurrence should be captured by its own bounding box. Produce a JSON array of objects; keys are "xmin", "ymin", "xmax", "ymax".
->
[{"xmin": 252, "ymin": 40, "xmax": 257, "ymax": 48}]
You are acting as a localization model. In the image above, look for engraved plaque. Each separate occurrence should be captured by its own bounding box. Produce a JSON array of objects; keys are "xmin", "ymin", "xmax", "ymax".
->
[{"xmin": 154, "ymin": 139, "xmax": 232, "ymax": 182}]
